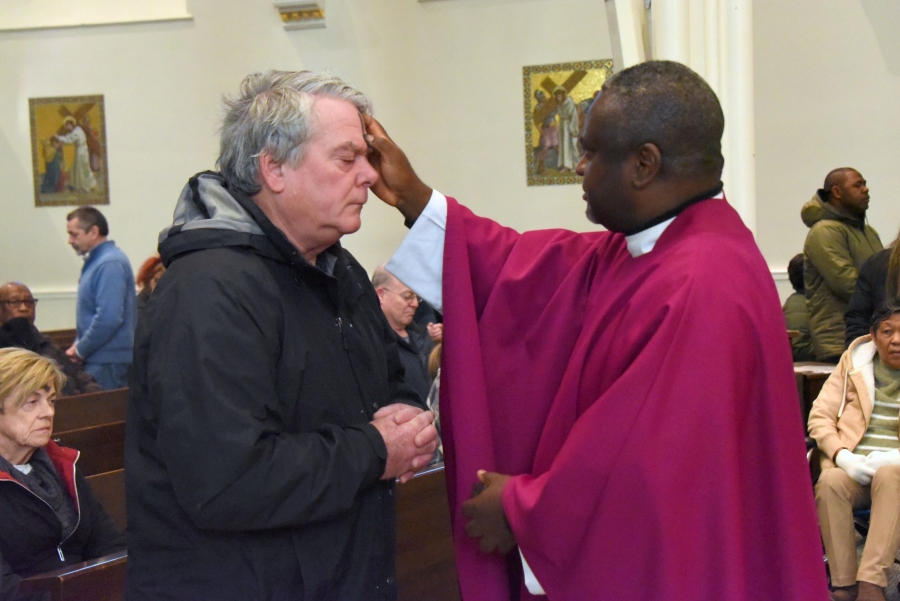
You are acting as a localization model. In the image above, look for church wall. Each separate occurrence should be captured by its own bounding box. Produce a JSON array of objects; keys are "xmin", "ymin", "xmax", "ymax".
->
[
  {"xmin": 4, "ymin": 0, "xmax": 898, "ymax": 329},
  {"xmin": 755, "ymin": 0, "xmax": 900, "ymax": 302},
  {"xmin": 0, "ymin": 0, "xmax": 609, "ymax": 329}
]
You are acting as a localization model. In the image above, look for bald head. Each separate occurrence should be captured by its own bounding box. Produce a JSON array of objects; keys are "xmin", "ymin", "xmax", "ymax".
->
[
  {"xmin": 0, "ymin": 283, "xmax": 36, "ymax": 326},
  {"xmin": 372, "ymin": 265, "xmax": 418, "ymax": 336}
]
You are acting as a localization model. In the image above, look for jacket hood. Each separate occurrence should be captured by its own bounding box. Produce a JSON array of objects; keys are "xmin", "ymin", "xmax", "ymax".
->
[
  {"xmin": 158, "ymin": 172, "xmax": 290, "ymax": 266},
  {"xmin": 848, "ymin": 335, "xmax": 876, "ymax": 370},
  {"xmin": 158, "ymin": 172, "xmax": 341, "ymax": 277},
  {"xmin": 801, "ymin": 192, "xmax": 865, "ymax": 229}
]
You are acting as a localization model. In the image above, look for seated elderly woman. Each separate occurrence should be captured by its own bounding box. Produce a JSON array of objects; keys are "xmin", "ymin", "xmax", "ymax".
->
[
  {"xmin": 809, "ymin": 303, "xmax": 900, "ymax": 601},
  {"xmin": 0, "ymin": 348, "xmax": 125, "ymax": 600}
]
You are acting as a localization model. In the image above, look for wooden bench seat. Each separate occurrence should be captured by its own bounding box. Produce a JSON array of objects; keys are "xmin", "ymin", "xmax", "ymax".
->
[{"xmin": 18, "ymin": 550, "xmax": 127, "ymax": 601}]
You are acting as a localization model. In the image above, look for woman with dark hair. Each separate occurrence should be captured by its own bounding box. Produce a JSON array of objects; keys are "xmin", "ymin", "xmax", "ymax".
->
[
  {"xmin": 0, "ymin": 348, "xmax": 125, "ymax": 600},
  {"xmin": 810, "ymin": 303, "xmax": 900, "ymax": 601}
]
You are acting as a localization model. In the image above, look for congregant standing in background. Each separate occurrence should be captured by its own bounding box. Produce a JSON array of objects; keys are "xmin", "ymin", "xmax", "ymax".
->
[{"xmin": 64, "ymin": 207, "xmax": 135, "ymax": 390}]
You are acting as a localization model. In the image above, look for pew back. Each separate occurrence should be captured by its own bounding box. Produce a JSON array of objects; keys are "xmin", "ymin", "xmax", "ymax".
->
[
  {"xmin": 395, "ymin": 465, "xmax": 461, "ymax": 601},
  {"xmin": 86, "ymin": 469, "xmax": 126, "ymax": 532},
  {"xmin": 53, "ymin": 388, "xmax": 128, "ymax": 476},
  {"xmin": 43, "ymin": 329, "xmax": 77, "ymax": 352}
]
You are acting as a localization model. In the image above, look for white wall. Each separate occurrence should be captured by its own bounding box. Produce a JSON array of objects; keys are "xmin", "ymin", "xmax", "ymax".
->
[
  {"xmin": 754, "ymin": 0, "xmax": 900, "ymax": 291},
  {"xmin": 4, "ymin": 0, "xmax": 900, "ymax": 328},
  {"xmin": 0, "ymin": 0, "xmax": 610, "ymax": 329}
]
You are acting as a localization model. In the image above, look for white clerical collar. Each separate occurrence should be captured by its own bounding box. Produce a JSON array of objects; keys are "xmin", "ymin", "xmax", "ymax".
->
[
  {"xmin": 624, "ymin": 218, "xmax": 674, "ymax": 257},
  {"xmin": 623, "ymin": 191, "xmax": 725, "ymax": 257}
]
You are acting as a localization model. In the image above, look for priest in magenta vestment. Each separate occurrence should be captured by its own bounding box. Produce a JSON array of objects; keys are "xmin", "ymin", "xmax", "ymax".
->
[{"xmin": 371, "ymin": 61, "xmax": 829, "ymax": 601}]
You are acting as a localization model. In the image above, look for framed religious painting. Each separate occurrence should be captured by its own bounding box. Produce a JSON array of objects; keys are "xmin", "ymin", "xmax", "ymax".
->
[
  {"xmin": 29, "ymin": 95, "xmax": 110, "ymax": 207},
  {"xmin": 523, "ymin": 60, "xmax": 613, "ymax": 186}
]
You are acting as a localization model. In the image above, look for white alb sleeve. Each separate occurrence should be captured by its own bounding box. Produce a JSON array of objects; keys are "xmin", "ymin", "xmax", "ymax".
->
[
  {"xmin": 386, "ymin": 190, "xmax": 447, "ymax": 311},
  {"xmin": 520, "ymin": 549, "xmax": 546, "ymax": 595},
  {"xmin": 389, "ymin": 191, "xmax": 545, "ymax": 595}
]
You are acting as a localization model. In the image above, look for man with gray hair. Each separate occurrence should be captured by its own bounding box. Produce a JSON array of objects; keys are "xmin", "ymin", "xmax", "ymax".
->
[{"xmin": 125, "ymin": 71, "xmax": 437, "ymax": 600}]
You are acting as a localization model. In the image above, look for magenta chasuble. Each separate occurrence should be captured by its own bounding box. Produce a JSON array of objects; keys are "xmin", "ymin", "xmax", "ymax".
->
[{"xmin": 438, "ymin": 196, "xmax": 828, "ymax": 600}]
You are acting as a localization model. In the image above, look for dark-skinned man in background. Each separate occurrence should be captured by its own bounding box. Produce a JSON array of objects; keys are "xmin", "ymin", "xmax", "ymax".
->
[{"xmin": 803, "ymin": 168, "xmax": 882, "ymax": 362}]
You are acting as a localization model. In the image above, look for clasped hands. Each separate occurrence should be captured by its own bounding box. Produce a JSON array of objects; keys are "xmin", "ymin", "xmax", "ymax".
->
[
  {"xmin": 371, "ymin": 404, "xmax": 438, "ymax": 483},
  {"xmin": 835, "ymin": 448, "xmax": 900, "ymax": 486}
]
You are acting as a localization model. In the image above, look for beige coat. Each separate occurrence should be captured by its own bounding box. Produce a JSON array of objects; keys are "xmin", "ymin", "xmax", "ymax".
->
[{"xmin": 807, "ymin": 335, "xmax": 900, "ymax": 469}]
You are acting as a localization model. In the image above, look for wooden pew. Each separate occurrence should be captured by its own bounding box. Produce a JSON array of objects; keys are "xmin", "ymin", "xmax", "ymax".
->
[
  {"xmin": 53, "ymin": 388, "xmax": 128, "ymax": 476},
  {"xmin": 17, "ymin": 550, "xmax": 127, "ymax": 601},
  {"xmin": 395, "ymin": 465, "xmax": 461, "ymax": 601},
  {"xmin": 43, "ymin": 328, "xmax": 77, "ymax": 352},
  {"xmin": 794, "ymin": 362, "xmax": 835, "ymax": 429},
  {"xmin": 86, "ymin": 469, "xmax": 126, "ymax": 532}
]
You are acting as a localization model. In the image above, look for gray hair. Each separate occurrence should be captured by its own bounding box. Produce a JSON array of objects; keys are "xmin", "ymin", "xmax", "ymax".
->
[
  {"xmin": 371, "ymin": 264, "xmax": 396, "ymax": 290},
  {"xmin": 218, "ymin": 70, "xmax": 373, "ymax": 196}
]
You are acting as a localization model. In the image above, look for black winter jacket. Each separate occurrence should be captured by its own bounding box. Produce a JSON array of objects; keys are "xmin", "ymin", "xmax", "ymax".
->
[
  {"xmin": 394, "ymin": 323, "xmax": 436, "ymax": 403},
  {"xmin": 125, "ymin": 173, "xmax": 423, "ymax": 601},
  {"xmin": 845, "ymin": 248, "xmax": 890, "ymax": 346},
  {"xmin": 0, "ymin": 441, "xmax": 125, "ymax": 600}
]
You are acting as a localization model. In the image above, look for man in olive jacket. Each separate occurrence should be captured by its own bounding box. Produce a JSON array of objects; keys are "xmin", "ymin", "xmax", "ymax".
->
[
  {"xmin": 803, "ymin": 168, "xmax": 882, "ymax": 362},
  {"xmin": 125, "ymin": 71, "xmax": 438, "ymax": 601}
]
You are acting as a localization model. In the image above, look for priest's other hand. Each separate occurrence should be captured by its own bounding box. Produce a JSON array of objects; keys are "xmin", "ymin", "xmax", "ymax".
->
[
  {"xmin": 363, "ymin": 114, "xmax": 432, "ymax": 222},
  {"xmin": 835, "ymin": 449, "xmax": 876, "ymax": 485},
  {"xmin": 372, "ymin": 405, "xmax": 438, "ymax": 483},
  {"xmin": 462, "ymin": 470, "xmax": 515, "ymax": 554}
]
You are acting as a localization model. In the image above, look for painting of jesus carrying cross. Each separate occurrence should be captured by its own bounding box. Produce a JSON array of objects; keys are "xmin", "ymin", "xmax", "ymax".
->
[
  {"xmin": 29, "ymin": 95, "xmax": 109, "ymax": 207},
  {"xmin": 523, "ymin": 60, "xmax": 613, "ymax": 186}
]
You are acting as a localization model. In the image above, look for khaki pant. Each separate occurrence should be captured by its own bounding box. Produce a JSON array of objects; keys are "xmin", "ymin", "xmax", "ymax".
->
[{"xmin": 816, "ymin": 464, "xmax": 900, "ymax": 587}]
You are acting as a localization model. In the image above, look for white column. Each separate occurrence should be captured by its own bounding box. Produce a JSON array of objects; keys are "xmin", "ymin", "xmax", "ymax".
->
[
  {"xmin": 649, "ymin": 0, "xmax": 756, "ymax": 233},
  {"xmin": 605, "ymin": 0, "xmax": 647, "ymax": 70}
]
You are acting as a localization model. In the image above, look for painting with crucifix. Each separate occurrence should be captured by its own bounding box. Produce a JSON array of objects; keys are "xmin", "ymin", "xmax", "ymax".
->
[
  {"xmin": 523, "ymin": 60, "xmax": 613, "ymax": 186},
  {"xmin": 29, "ymin": 95, "xmax": 109, "ymax": 206}
]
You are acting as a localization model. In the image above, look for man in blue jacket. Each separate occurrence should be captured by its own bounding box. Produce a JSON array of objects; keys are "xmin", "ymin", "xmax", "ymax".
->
[{"xmin": 64, "ymin": 206, "xmax": 136, "ymax": 389}]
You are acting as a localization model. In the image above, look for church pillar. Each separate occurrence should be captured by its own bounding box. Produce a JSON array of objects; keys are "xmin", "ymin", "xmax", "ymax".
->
[{"xmin": 606, "ymin": 0, "xmax": 757, "ymax": 233}]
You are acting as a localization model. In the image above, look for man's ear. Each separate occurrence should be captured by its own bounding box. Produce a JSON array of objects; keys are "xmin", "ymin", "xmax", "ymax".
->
[
  {"xmin": 258, "ymin": 151, "xmax": 286, "ymax": 194},
  {"xmin": 830, "ymin": 184, "xmax": 843, "ymax": 202},
  {"xmin": 631, "ymin": 143, "xmax": 662, "ymax": 189}
]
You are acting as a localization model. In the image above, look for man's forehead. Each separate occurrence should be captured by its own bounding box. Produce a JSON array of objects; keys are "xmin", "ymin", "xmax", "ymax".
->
[
  {"xmin": 0, "ymin": 284, "xmax": 30, "ymax": 299},
  {"xmin": 307, "ymin": 109, "xmax": 367, "ymax": 156}
]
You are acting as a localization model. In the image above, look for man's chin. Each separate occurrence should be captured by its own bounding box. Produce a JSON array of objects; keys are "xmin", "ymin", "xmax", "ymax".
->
[{"xmin": 585, "ymin": 206, "xmax": 600, "ymax": 225}]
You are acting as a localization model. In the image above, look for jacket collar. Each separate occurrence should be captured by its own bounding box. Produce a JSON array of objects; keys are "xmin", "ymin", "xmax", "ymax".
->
[{"xmin": 0, "ymin": 440, "xmax": 79, "ymax": 501}]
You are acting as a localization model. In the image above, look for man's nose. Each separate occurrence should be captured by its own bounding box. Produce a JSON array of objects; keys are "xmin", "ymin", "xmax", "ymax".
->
[
  {"xmin": 575, "ymin": 156, "xmax": 587, "ymax": 176},
  {"xmin": 358, "ymin": 160, "xmax": 378, "ymax": 187}
]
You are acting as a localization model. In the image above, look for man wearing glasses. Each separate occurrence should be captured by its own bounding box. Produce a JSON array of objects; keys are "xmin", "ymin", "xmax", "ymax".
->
[
  {"xmin": 0, "ymin": 282, "xmax": 101, "ymax": 395},
  {"xmin": 373, "ymin": 265, "xmax": 435, "ymax": 403}
]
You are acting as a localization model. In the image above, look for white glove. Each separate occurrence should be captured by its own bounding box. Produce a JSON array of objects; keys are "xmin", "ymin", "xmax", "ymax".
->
[
  {"xmin": 835, "ymin": 449, "xmax": 876, "ymax": 486},
  {"xmin": 864, "ymin": 449, "xmax": 900, "ymax": 471}
]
